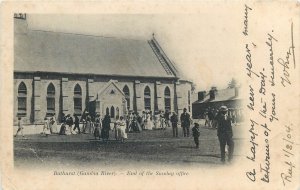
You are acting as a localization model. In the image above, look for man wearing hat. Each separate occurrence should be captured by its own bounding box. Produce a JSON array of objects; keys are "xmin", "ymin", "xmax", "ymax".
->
[
  {"xmin": 217, "ymin": 106, "xmax": 234, "ymax": 163},
  {"xmin": 180, "ymin": 108, "xmax": 191, "ymax": 137}
]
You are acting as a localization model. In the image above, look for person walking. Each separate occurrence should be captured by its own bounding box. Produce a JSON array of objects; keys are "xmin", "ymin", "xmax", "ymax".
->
[
  {"xmin": 116, "ymin": 116, "xmax": 127, "ymax": 143},
  {"xmin": 144, "ymin": 111, "xmax": 153, "ymax": 130},
  {"xmin": 49, "ymin": 114, "xmax": 57, "ymax": 134},
  {"xmin": 204, "ymin": 109, "xmax": 209, "ymax": 127},
  {"xmin": 170, "ymin": 112, "xmax": 178, "ymax": 137},
  {"xmin": 192, "ymin": 123, "xmax": 201, "ymax": 149},
  {"xmin": 66, "ymin": 114, "xmax": 74, "ymax": 135},
  {"xmin": 217, "ymin": 106, "xmax": 234, "ymax": 163},
  {"xmin": 59, "ymin": 121, "xmax": 66, "ymax": 135},
  {"xmin": 85, "ymin": 115, "xmax": 92, "ymax": 134},
  {"xmin": 164, "ymin": 110, "xmax": 170, "ymax": 128},
  {"xmin": 180, "ymin": 108, "xmax": 191, "ymax": 137},
  {"xmin": 73, "ymin": 115, "xmax": 80, "ymax": 134},
  {"xmin": 160, "ymin": 111, "xmax": 165, "ymax": 130},
  {"xmin": 141, "ymin": 111, "xmax": 146, "ymax": 130},
  {"xmin": 42, "ymin": 117, "xmax": 51, "ymax": 137},
  {"xmin": 101, "ymin": 113, "xmax": 111, "ymax": 141},
  {"xmin": 59, "ymin": 113, "xmax": 67, "ymax": 135},
  {"xmin": 14, "ymin": 117, "xmax": 24, "ymax": 137},
  {"xmin": 94, "ymin": 114, "xmax": 101, "ymax": 139},
  {"xmin": 136, "ymin": 112, "xmax": 143, "ymax": 131}
]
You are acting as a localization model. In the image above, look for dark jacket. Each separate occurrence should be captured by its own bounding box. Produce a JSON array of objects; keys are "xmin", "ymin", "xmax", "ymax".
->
[
  {"xmin": 180, "ymin": 112, "xmax": 190, "ymax": 127},
  {"xmin": 192, "ymin": 126, "xmax": 200, "ymax": 137},
  {"xmin": 74, "ymin": 116, "xmax": 79, "ymax": 126},
  {"xmin": 164, "ymin": 112, "xmax": 170, "ymax": 120},
  {"xmin": 66, "ymin": 117, "xmax": 74, "ymax": 126},
  {"xmin": 217, "ymin": 115, "xmax": 233, "ymax": 137},
  {"xmin": 170, "ymin": 114, "xmax": 178, "ymax": 124},
  {"xmin": 102, "ymin": 115, "xmax": 111, "ymax": 130}
]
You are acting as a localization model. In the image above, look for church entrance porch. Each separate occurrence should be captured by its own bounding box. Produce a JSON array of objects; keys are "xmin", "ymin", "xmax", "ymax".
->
[{"xmin": 92, "ymin": 80, "xmax": 127, "ymax": 121}]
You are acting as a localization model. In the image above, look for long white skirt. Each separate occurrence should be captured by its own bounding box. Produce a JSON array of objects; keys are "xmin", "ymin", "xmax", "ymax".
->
[
  {"xmin": 119, "ymin": 125, "xmax": 127, "ymax": 139},
  {"xmin": 144, "ymin": 120, "xmax": 153, "ymax": 130},
  {"xmin": 49, "ymin": 123, "xmax": 58, "ymax": 133}
]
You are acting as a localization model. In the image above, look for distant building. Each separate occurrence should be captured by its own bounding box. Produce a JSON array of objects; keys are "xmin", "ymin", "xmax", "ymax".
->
[
  {"xmin": 14, "ymin": 14, "xmax": 193, "ymax": 124},
  {"xmin": 192, "ymin": 87, "xmax": 243, "ymax": 120}
]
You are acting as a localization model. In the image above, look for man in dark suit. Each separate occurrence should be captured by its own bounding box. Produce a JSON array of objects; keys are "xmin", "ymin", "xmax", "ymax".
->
[
  {"xmin": 170, "ymin": 112, "xmax": 178, "ymax": 137},
  {"xmin": 217, "ymin": 106, "xmax": 234, "ymax": 163},
  {"xmin": 180, "ymin": 108, "xmax": 191, "ymax": 137},
  {"xmin": 101, "ymin": 113, "xmax": 111, "ymax": 141},
  {"xmin": 73, "ymin": 115, "xmax": 80, "ymax": 134}
]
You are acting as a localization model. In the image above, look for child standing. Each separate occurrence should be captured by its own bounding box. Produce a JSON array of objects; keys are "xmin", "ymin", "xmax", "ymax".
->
[
  {"xmin": 192, "ymin": 123, "xmax": 201, "ymax": 149},
  {"xmin": 42, "ymin": 117, "xmax": 51, "ymax": 137}
]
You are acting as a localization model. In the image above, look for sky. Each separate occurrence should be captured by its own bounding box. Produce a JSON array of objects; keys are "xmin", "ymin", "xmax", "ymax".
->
[{"xmin": 27, "ymin": 12, "xmax": 243, "ymax": 91}]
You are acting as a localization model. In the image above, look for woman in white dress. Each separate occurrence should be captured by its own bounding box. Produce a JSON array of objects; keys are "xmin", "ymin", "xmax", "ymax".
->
[
  {"xmin": 116, "ymin": 116, "xmax": 127, "ymax": 142},
  {"xmin": 144, "ymin": 112, "xmax": 153, "ymax": 130},
  {"xmin": 42, "ymin": 117, "xmax": 51, "ymax": 137},
  {"xmin": 49, "ymin": 114, "xmax": 57, "ymax": 134},
  {"xmin": 154, "ymin": 112, "xmax": 161, "ymax": 129},
  {"xmin": 85, "ymin": 115, "xmax": 92, "ymax": 134}
]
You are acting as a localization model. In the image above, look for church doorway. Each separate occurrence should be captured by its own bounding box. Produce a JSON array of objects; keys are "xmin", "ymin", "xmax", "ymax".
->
[{"xmin": 94, "ymin": 80, "xmax": 128, "ymax": 121}]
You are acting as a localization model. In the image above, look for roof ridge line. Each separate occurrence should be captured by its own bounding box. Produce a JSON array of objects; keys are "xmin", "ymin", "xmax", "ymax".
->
[{"xmin": 29, "ymin": 28, "xmax": 147, "ymax": 42}]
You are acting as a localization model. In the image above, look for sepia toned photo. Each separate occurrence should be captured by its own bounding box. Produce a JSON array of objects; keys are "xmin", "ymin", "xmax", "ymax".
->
[
  {"xmin": 1, "ymin": 1, "xmax": 299, "ymax": 190},
  {"xmin": 13, "ymin": 13, "xmax": 244, "ymax": 168}
]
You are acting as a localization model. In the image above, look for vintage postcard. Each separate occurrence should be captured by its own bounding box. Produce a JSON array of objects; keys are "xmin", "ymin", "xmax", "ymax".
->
[{"xmin": 0, "ymin": 1, "xmax": 299, "ymax": 190}]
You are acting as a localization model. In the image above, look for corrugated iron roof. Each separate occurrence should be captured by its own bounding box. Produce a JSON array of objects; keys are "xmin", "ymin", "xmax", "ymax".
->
[{"xmin": 14, "ymin": 20, "xmax": 178, "ymax": 78}]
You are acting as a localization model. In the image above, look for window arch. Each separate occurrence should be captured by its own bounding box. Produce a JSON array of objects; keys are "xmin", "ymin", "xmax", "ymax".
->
[
  {"xmin": 110, "ymin": 106, "xmax": 115, "ymax": 118},
  {"xmin": 116, "ymin": 107, "xmax": 119, "ymax": 119},
  {"xmin": 164, "ymin": 86, "xmax": 171, "ymax": 111},
  {"xmin": 74, "ymin": 84, "xmax": 82, "ymax": 115},
  {"xmin": 17, "ymin": 82, "xmax": 27, "ymax": 115},
  {"xmin": 144, "ymin": 86, "xmax": 151, "ymax": 111},
  {"xmin": 106, "ymin": 107, "xmax": 109, "ymax": 115},
  {"xmin": 47, "ymin": 83, "xmax": 55, "ymax": 113},
  {"xmin": 74, "ymin": 84, "xmax": 82, "ymax": 95},
  {"xmin": 123, "ymin": 85, "xmax": 130, "ymax": 111}
]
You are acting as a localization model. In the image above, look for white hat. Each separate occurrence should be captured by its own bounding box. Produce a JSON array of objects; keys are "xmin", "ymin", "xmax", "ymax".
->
[{"xmin": 220, "ymin": 106, "xmax": 228, "ymax": 112}]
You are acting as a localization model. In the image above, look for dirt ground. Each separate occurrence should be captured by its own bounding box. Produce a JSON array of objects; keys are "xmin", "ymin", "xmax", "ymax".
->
[{"xmin": 14, "ymin": 124, "xmax": 246, "ymax": 169}]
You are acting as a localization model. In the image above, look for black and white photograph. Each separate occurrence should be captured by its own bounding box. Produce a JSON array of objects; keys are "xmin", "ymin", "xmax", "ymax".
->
[
  {"xmin": 13, "ymin": 13, "xmax": 245, "ymax": 168},
  {"xmin": 0, "ymin": 1, "xmax": 299, "ymax": 190}
]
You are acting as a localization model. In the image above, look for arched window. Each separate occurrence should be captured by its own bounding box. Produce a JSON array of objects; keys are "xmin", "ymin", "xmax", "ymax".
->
[
  {"xmin": 17, "ymin": 82, "xmax": 27, "ymax": 115},
  {"xmin": 116, "ymin": 107, "xmax": 119, "ymax": 119},
  {"xmin": 123, "ymin": 85, "xmax": 130, "ymax": 111},
  {"xmin": 164, "ymin": 86, "xmax": 171, "ymax": 111},
  {"xmin": 74, "ymin": 84, "xmax": 82, "ymax": 115},
  {"xmin": 106, "ymin": 107, "xmax": 109, "ymax": 115},
  {"xmin": 144, "ymin": 86, "xmax": 151, "ymax": 111},
  {"xmin": 110, "ymin": 106, "xmax": 115, "ymax": 118},
  {"xmin": 47, "ymin": 83, "xmax": 55, "ymax": 113}
]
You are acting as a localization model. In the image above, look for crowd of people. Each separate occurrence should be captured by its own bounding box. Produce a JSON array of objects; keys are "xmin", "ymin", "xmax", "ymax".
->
[
  {"xmin": 15, "ymin": 106, "xmax": 235, "ymax": 163},
  {"xmin": 203, "ymin": 107, "xmax": 243, "ymax": 128}
]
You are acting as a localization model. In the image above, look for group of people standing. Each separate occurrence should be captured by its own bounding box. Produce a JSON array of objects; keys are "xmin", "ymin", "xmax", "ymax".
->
[
  {"xmin": 41, "ymin": 114, "xmax": 58, "ymax": 136},
  {"xmin": 128, "ymin": 109, "xmax": 192, "ymax": 139},
  {"xmin": 192, "ymin": 106, "xmax": 234, "ymax": 163},
  {"xmin": 14, "ymin": 106, "xmax": 234, "ymax": 163},
  {"xmin": 57, "ymin": 112, "xmax": 112, "ymax": 141},
  {"xmin": 141, "ymin": 110, "xmax": 171, "ymax": 130}
]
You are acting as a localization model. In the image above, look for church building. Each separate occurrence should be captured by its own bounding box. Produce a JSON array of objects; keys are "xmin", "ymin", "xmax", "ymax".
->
[{"xmin": 14, "ymin": 14, "xmax": 193, "ymax": 124}]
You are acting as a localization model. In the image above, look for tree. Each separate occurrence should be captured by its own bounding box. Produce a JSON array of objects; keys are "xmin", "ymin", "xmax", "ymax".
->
[{"xmin": 228, "ymin": 78, "xmax": 238, "ymax": 88}]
